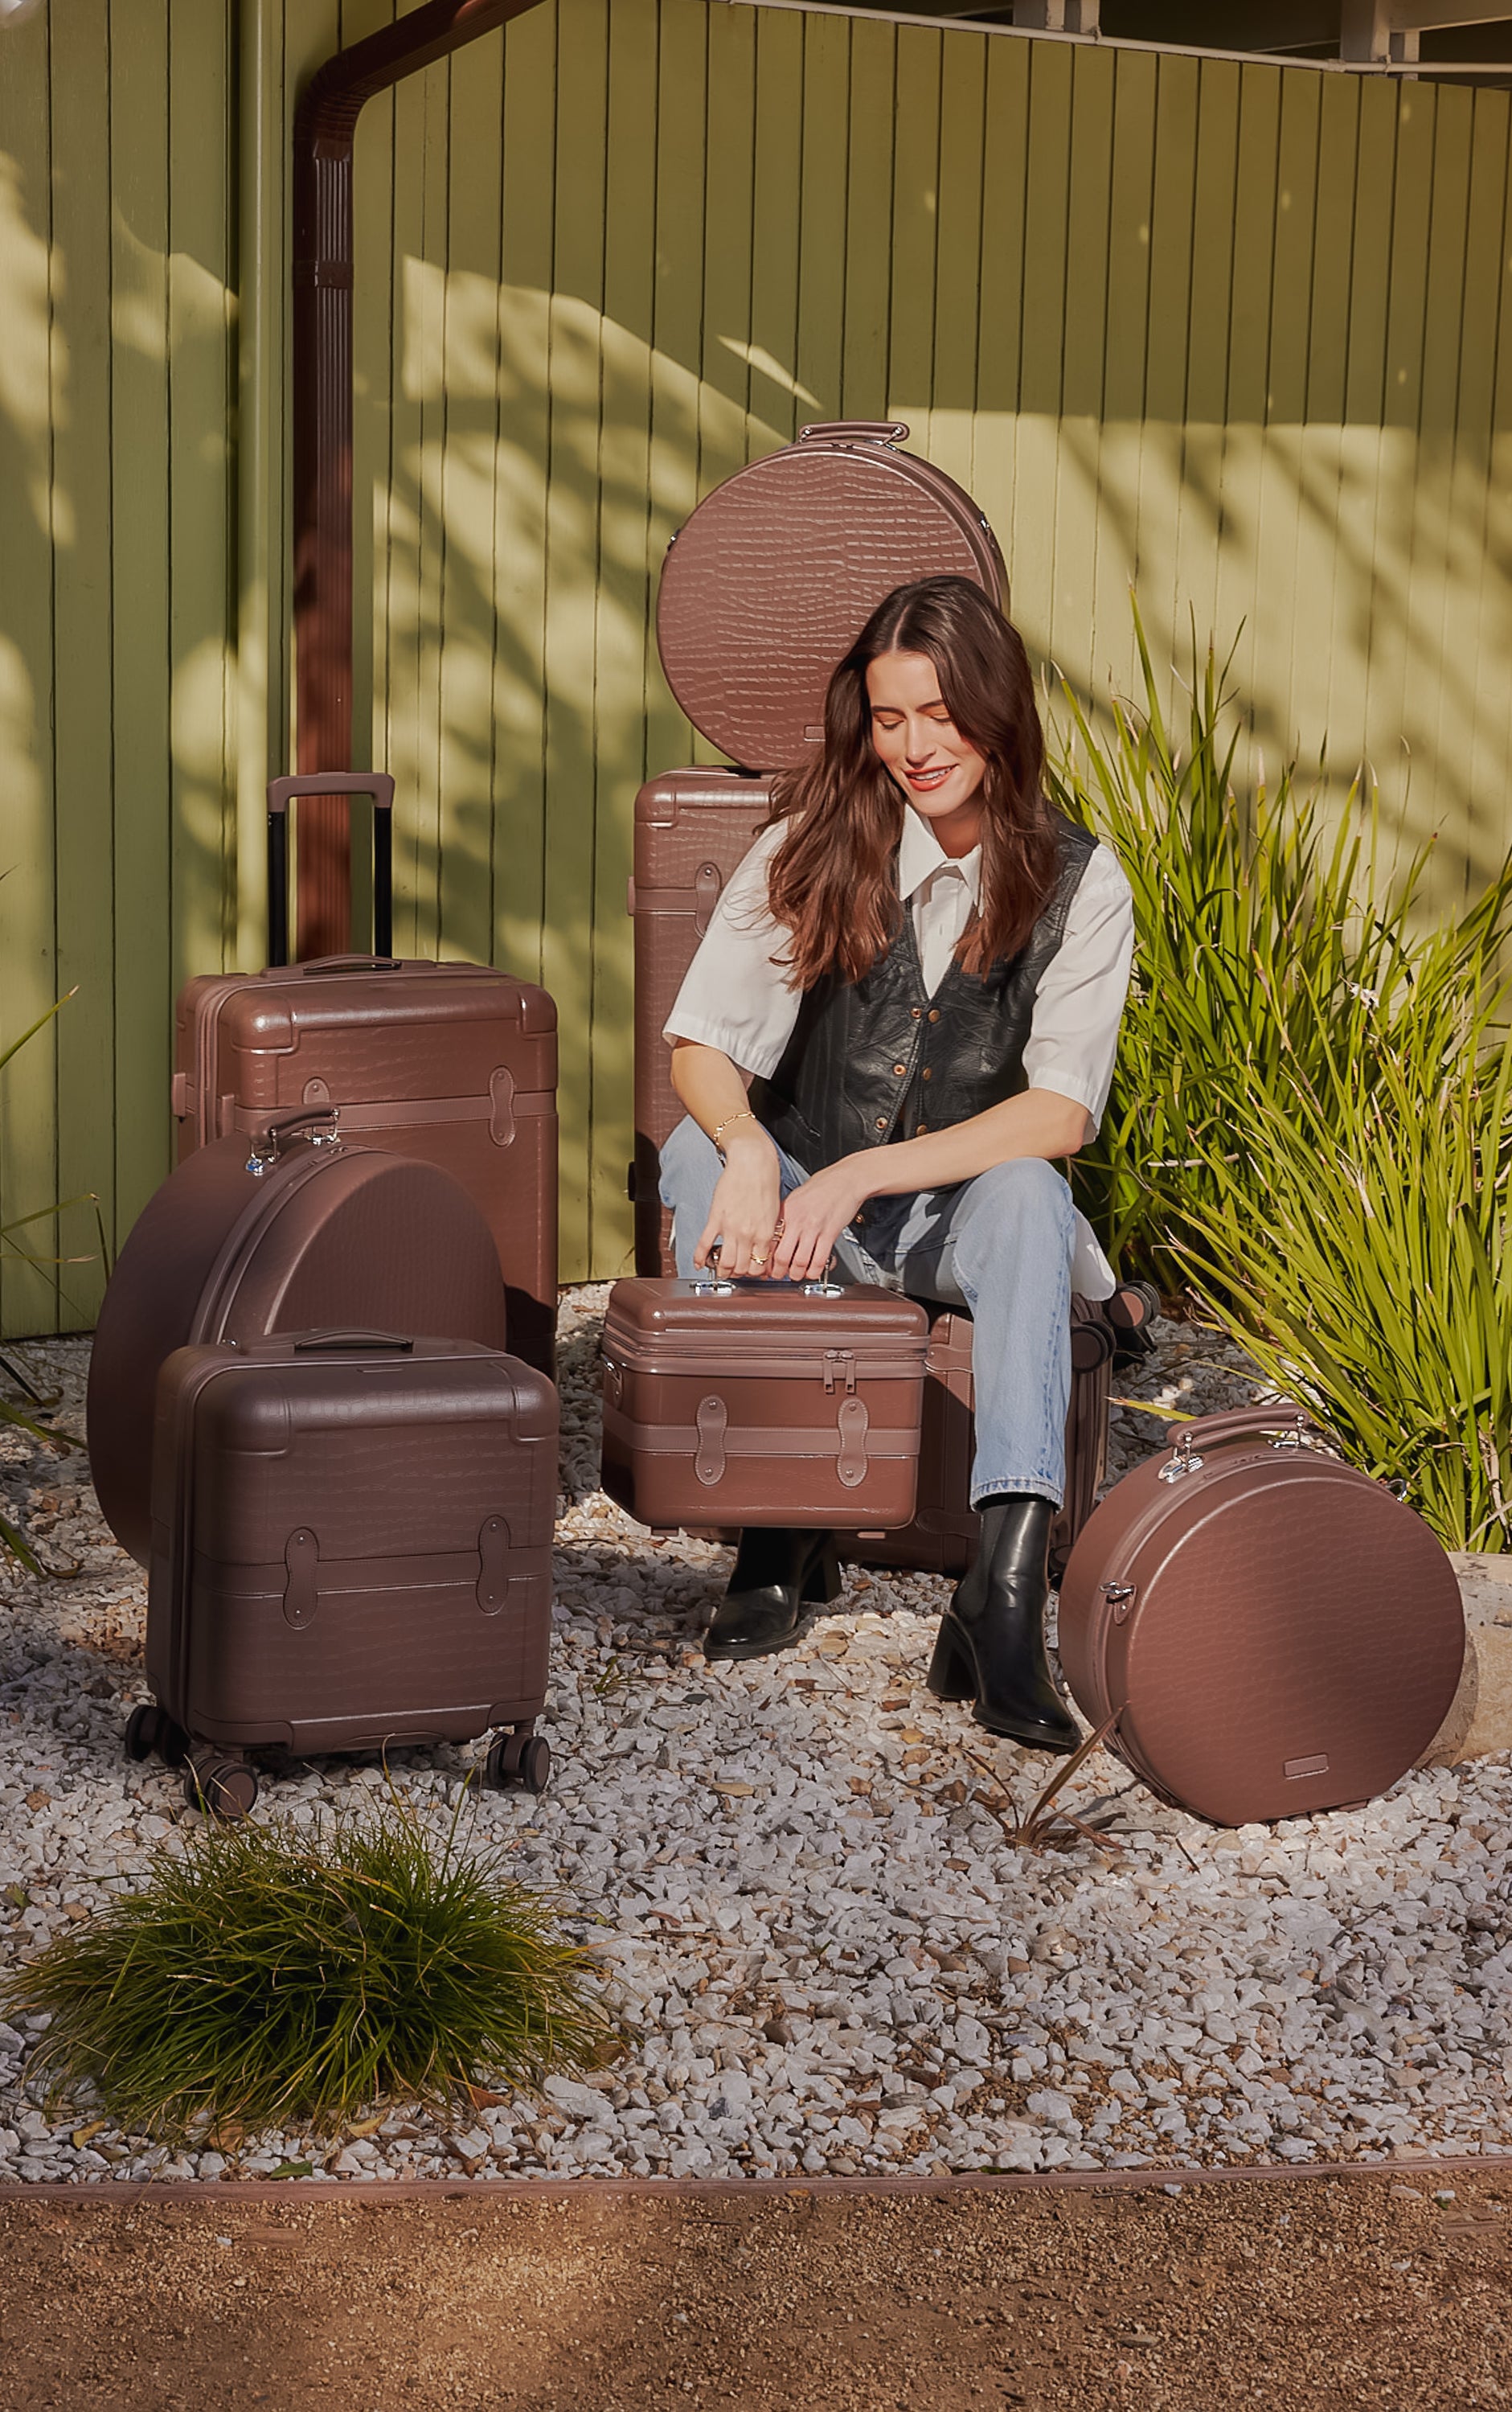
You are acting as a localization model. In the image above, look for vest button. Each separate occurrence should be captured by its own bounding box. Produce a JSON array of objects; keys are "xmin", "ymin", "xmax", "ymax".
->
[
  {"xmin": 920, "ymin": 1066, "xmax": 932, "ymax": 1081},
  {"xmin": 874, "ymin": 1116, "xmax": 887, "ymax": 1130},
  {"xmin": 892, "ymin": 1063, "xmax": 906, "ymax": 1077},
  {"xmin": 915, "ymin": 1122, "xmax": 928, "ymax": 1135},
  {"xmin": 910, "ymin": 1006, "xmax": 922, "ymax": 1019},
  {"xmin": 928, "ymin": 1009, "xmax": 940, "ymax": 1023}
]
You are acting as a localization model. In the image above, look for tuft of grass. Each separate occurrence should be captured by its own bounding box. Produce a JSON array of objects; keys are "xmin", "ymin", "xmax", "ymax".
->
[{"xmin": 2, "ymin": 1795, "xmax": 621, "ymax": 2144}]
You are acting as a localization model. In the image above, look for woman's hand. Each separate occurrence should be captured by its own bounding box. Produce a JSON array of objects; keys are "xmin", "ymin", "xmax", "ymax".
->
[
  {"xmin": 768, "ymin": 1155, "xmax": 875, "ymax": 1285},
  {"xmin": 693, "ymin": 1130, "xmax": 785, "ymax": 1279}
]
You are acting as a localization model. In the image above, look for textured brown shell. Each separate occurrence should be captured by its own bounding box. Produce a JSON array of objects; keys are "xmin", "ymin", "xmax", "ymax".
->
[
  {"xmin": 87, "ymin": 1137, "xmax": 509, "ymax": 1568},
  {"xmin": 656, "ymin": 427, "xmax": 1006, "ymax": 770},
  {"xmin": 1057, "ymin": 1430, "xmax": 1465, "ymax": 1827}
]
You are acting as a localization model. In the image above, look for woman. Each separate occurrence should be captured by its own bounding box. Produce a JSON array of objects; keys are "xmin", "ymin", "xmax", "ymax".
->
[{"xmin": 658, "ymin": 576, "xmax": 1135, "ymax": 1754}]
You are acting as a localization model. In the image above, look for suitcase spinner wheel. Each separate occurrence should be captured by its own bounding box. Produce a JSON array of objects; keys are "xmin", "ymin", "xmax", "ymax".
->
[
  {"xmin": 182, "ymin": 1747, "xmax": 259, "ymax": 1822},
  {"xmin": 485, "ymin": 1726, "xmax": 552, "ymax": 1794},
  {"xmin": 124, "ymin": 1701, "xmax": 188, "ymax": 1766}
]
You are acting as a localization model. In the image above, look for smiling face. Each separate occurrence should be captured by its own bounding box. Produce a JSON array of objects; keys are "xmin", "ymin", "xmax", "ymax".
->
[{"xmin": 865, "ymin": 647, "xmax": 988, "ymax": 858}]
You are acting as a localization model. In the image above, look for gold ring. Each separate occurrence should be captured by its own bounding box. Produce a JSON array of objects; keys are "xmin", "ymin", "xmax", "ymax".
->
[{"xmin": 751, "ymin": 1251, "xmax": 768, "ymax": 1268}]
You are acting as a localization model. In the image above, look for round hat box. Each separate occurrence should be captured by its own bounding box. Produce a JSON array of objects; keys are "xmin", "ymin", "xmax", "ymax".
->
[
  {"xmin": 656, "ymin": 420, "xmax": 1007, "ymax": 770},
  {"xmin": 1056, "ymin": 1405, "xmax": 1465, "ymax": 1826}
]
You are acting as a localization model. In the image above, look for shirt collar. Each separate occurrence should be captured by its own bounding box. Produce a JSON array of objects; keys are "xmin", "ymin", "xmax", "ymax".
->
[{"xmin": 898, "ymin": 804, "xmax": 982, "ymax": 908}]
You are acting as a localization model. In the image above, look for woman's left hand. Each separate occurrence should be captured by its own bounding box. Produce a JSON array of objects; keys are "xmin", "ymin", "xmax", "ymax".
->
[{"xmin": 768, "ymin": 1156, "xmax": 875, "ymax": 1284}]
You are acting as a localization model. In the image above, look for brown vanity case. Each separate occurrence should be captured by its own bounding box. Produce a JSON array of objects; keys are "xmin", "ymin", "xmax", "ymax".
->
[
  {"xmin": 172, "ymin": 776, "xmax": 558, "ymax": 1376},
  {"xmin": 136, "ymin": 1331, "xmax": 557, "ymax": 1815},
  {"xmin": 1056, "ymin": 1404, "xmax": 1466, "ymax": 1826},
  {"xmin": 600, "ymin": 1278, "xmax": 931, "ymax": 1532}
]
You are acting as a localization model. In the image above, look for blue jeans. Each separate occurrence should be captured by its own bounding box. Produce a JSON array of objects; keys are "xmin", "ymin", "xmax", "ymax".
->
[{"xmin": 658, "ymin": 1117, "xmax": 1076, "ymax": 1508}]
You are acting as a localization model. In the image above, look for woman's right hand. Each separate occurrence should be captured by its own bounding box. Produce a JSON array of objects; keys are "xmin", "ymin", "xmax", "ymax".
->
[{"xmin": 694, "ymin": 1130, "xmax": 784, "ymax": 1279}]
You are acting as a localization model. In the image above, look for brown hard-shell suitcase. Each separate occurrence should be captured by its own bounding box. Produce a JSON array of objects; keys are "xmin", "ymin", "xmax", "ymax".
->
[
  {"xmin": 133, "ymin": 1330, "xmax": 557, "ymax": 1815},
  {"xmin": 600, "ymin": 1278, "xmax": 930, "ymax": 1532},
  {"xmin": 632, "ymin": 420, "xmax": 1006, "ymax": 1279},
  {"xmin": 1056, "ymin": 1404, "xmax": 1467, "ymax": 1826},
  {"xmin": 842, "ymin": 1297, "xmax": 1116, "ymax": 1589},
  {"xmin": 173, "ymin": 774, "xmax": 558, "ymax": 1376},
  {"xmin": 86, "ymin": 1108, "xmax": 510, "ymax": 1569}
]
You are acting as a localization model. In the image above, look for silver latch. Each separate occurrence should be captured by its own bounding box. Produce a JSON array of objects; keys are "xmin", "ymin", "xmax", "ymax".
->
[
  {"xmin": 1158, "ymin": 1432, "xmax": 1203, "ymax": 1483},
  {"xmin": 1101, "ymin": 1582, "xmax": 1137, "ymax": 1624}
]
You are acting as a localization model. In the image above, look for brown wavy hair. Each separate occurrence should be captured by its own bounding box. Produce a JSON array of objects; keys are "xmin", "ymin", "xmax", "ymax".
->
[{"xmin": 764, "ymin": 576, "xmax": 1059, "ymax": 988}]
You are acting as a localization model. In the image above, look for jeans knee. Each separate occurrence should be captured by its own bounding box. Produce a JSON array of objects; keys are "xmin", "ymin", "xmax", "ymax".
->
[{"xmin": 969, "ymin": 1154, "xmax": 1074, "ymax": 1235}]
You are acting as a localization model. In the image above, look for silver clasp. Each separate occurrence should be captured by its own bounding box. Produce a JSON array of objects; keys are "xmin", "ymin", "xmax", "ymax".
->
[{"xmin": 1158, "ymin": 1431, "xmax": 1203, "ymax": 1483}]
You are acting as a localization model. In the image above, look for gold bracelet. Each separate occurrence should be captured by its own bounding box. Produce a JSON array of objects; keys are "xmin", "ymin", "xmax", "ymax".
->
[{"xmin": 711, "ymin": 1108, "xmax": 759, "ymax": 1154}]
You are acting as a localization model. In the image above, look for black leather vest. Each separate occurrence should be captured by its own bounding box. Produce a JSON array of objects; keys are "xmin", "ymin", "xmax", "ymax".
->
[{"xmin": 753, "ymin": 810, "xmax": 1098, "ymax": 1179}]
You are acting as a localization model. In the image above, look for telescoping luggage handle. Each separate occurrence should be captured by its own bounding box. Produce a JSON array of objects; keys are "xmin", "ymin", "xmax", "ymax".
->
[{"xmin": 265, "ymin": 773, "xmax": 396, "ymax": 968}]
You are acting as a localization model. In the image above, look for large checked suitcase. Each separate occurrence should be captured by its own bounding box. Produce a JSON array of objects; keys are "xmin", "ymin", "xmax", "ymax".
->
[
  {"xmin": 845, "ymin": 1299, "xmax": 1117, "ymax": 1590},
  {"xmin": 600, "ymin": 1278, "xmax": 931, "ymax": 1532},
  {"xmin": 86, "ymin": 1108, "xmax": 510, "ymax": 1569},
  {"xmin": 1056, "ymin": 1405, "xmax": 1466, "ymax": 1826},
  {"xmin": 134, "ymin": 1330, "xmax": 557, "ymax": 1817},
  {"xmin": 173, "ymin": 773, "xmax": 558, "ymax": 1376},
  {"xmin": 631, "ymin": 420, "xmax": 1006, "ymax": 1279}
]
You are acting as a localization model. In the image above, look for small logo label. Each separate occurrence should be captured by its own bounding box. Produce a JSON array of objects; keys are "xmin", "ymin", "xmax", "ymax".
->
[{"xmin": 1284, "ymin": 1753, "xmax": 1330, "ymax": 1779}]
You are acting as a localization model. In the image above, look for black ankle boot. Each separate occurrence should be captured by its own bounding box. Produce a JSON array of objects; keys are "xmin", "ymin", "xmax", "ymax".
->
[
  {"xmin": 703, "ymin": 1528, "xmax": 842, "ymax": 1663},
  {"xmin": 926, "ymin": 1495, "xmax": 1080, "ymax": 1754}
]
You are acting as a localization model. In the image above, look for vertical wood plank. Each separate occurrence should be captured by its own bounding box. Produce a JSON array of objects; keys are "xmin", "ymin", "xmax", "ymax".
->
[
  {"xmin": 48, "ymin": 0, "xmax": 115, "ymax": 1331},
  {"xmin": 1058, "ymin": 39, "xmax": 1116, "ymax": 695},
  {"xmin": 1213, "ymin": 62, "xmax": 1281, "ymax": 740},
  {"xmin": 0, "ymin": 9, "xmax": 59, "ymax": 1334},
  {"xmin": 972, "ymin": 33, "xmax": 1030, "ymax": 549},
  {"xmin": 645, "ymin": 0, "xmax": 707, "ymax": 786},
  {"xmin": 748, "ymin": 1, "xmax": 805, "ymax": 440},
  {"xmin": 1451, "ymin": 91, "xmax": 1512, "ymax": 903},
  {"xmin": 436, "ymin": 27, "xmax": 506, "ymax": 971},
  {"xmin": 1175, "ymin": 57, "xmax": 1240, "ymax": 666},
  {"xmin": 841, "ymin": 12, "xmax": 895, "ymax": 423},
  {"xmin": 884, "ymin": 21, "xmax": 938, "ymax": 434},
  {"xmin": 109, "ymin": 0, "xmax": 173, "ymax": 1252},
  {"xmin": 492, "ymin": 0, "xmax": 556, "ymax": 991},
  {"xmin": 543, "ymin": 0, "xmax": 608, "ymax": 1279},
  {"xmin": 927, "ymin": 27, "xmax": 987, "ymax": 492},
  {"xmin": 795, "ymin": 10, "xmax": 851, "ymax": 425},
  {"xmin": 591, "ymin": 0, "xmax": 662, "ymax": 1278},
  {"xmin": 1090, "ymin": 44, "xmax": 1156, "ymax": 699},
  {"xmin": 1251, "ymin": 62, "xmax": 1320, "ymax": 766},
  {"xmin": 1129, "ymin": 49, "xmax": 1197, "ymax": 705},
  {"xmin": 1010, "ymin": 37, "xmax": 1075, "ymax": 666},
  {"xmin": 1289, "ymin": 70, "xmax": 1360, "ymax": 792}
]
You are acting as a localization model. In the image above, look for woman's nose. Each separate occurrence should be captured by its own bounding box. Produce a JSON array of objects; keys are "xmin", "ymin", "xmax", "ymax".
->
[{"xmin": 904, "ymin": 724, "xmax": 936, "ymax": 761}]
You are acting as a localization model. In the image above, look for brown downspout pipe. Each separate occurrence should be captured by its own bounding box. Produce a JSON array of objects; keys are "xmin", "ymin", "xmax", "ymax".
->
[{"xmin": 291, "ymin": 0, "xmax": 548, "ymax": 958}]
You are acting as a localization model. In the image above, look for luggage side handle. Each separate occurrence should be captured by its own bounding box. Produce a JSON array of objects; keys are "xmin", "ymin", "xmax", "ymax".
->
[
  {"xmin": 1170, "ymin": 1404, "xmax": 1325, "ymax": 1450},
  {"xmin": 245, "ymin": 1105, "xmax": 341, "ymax": 1175},
  {"xmin": 292, "ymin": 1331, "xmax": 416, "ymax": 1353},
  {"xmin": 798, "ymin": 420, "xmax": 910, "ymax": 446},
  {"xmin": 266, "ymin": 772, "xmax": 395, "ymax": 968}
]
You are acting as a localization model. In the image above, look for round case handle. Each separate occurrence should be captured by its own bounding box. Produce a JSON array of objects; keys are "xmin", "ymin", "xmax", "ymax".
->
[{"xmin": 797, "ymin": 420, "xmax": 910, "ymax": 447}]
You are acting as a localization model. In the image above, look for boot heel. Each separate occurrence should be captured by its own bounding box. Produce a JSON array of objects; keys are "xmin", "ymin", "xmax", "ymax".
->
[
  {"xmin": 926, "ymin": 1614, "xmax": 976, "ymax": 1703},
  {"xmin": 801, "ymin": 1535, "xmax": 842, "ymax": 1605}
]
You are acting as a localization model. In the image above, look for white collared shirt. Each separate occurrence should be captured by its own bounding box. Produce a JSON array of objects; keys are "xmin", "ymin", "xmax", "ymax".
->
[{"xmin": 663, "ymin": 807, "xmax": 1135, "ymax": 1299}]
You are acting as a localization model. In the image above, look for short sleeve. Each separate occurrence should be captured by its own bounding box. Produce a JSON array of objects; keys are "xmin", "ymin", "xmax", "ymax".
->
[
  {"xmin": 661, "ymin": 820, "xmax": 805, "ymax": 1079},
  {"xmin": 1021, "ymin": 843, "xmax": 1134, "ymax": 1138}
]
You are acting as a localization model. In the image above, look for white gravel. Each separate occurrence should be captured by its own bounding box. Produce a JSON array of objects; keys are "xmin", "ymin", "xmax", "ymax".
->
[{"xmin": 0, "ymin": 1292, "xmax": 1506, "ymax": 2186}]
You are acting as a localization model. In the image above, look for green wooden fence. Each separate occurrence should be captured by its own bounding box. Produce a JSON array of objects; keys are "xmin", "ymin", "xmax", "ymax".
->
[{"xmin": 2, "ymin": 0, "xmax": 1510, "ymax": 1335}]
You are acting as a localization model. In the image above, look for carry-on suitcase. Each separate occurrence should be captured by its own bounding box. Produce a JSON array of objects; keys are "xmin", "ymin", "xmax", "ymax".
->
[
  {"xmin": 172, "ymin": 773, "xmax": 558, "ymax": 1376},
  {"xmin": 631, "ymin": 420, "xmax": 1007, "ymax": 1278},
  {"xmin": 600, "ymin": 1277, "xmax": 931, "ymax": 1532},
  {"xmin": 133, "ymin": 1329, "xmax": 557, "ymax": 1817},
  {"xmin": 86, "ymin": 1107, "xmax": 510, "ymax": 1569},
  {"xmin": 842, "ymin": 1298, "xmax": 1117, "ymax": 1589},
  {"xmin": 1056, "ymin": 1404, "xmax": 1466, "ymax": 1825}
]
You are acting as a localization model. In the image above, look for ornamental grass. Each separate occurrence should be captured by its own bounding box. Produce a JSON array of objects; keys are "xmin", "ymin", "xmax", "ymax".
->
[
  {"xmin": 1048, "ymin": 604, "xmax": 1512, "ymax": 1306},
  {"xmin": 1050, "ymin": 601, "xmax": 1512, "ymax": 1553},
  {"xmin": 1, "ymin": 1796, "xmax": 619, "ymax": 2144}
]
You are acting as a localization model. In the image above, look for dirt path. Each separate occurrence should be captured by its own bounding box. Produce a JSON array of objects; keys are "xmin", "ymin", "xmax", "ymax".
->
[{"xmin": 1, "ymin": 2167, "xmax": 1508, "ymax": 2410}]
